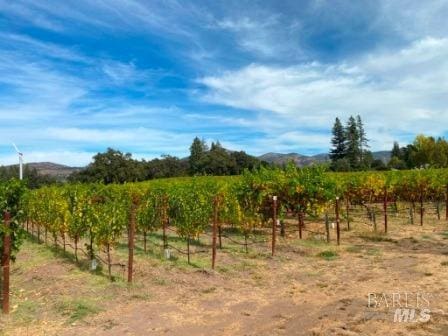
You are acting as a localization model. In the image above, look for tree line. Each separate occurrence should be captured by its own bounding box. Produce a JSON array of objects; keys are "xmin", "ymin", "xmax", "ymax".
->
[
  {"xmin": 69, "ymin": 137, "xmax": 265, "ymax": 184},
  {"xmin": 389, "ymin": 135, "xmax": 448, "ymax": 169},
  {"xmin": 329, "ymin": 116, "xmax": 448, "ymax": 171}
]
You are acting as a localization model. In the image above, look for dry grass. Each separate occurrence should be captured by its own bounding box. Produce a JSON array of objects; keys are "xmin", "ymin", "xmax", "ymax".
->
[{"xmin": 1, "ymin": 216, "xmax": 448, "ymax": 335}]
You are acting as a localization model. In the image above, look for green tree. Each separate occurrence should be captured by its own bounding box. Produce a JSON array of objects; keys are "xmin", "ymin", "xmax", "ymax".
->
[
  {"xmin": 329, "ymin": 117, "xmax": 347, "ymax": 162},
  {"xmin": 391, "ymin": 141, "xmax": 401, "ymax": 159},
  {"xmin": 356, "ymin": 115, "xmax": 368, "ymax": 154},
  {"xmin": 389, "ymin": 141, "xmax": 406, "ymax": 169},
  {"xmin": 230, "ymin": 151, "xmax": 262, "ymax": 174},
  {"xmin": 189, "ymin": 137, "xmax": 208, "ymax": 175},
  {"xmin": 202, "ymin": 141, "xmax": 235, "ymax": 175},
  {"xmin": 146, "ymin": 155, "xmax": 188, "ymax": 179},
  {"xmin": 345, "ymin": 116, "xmax": 361, "ymax": 169},
  {"xmin": 70, "ymin": 148, "xmax": 144, "ymax": 184}
]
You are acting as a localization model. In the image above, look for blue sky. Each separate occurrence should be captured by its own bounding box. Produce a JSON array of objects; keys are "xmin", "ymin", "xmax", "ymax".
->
[{"xmin": 1, "ymin": 0, "xmax": 448, "ymax": 166}]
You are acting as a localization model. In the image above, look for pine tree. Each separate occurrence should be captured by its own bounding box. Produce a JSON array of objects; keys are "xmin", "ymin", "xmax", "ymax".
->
[
  {"xmin": 329, "ymin": 117, "xmax": 347, "ymax": 162},
  {"xmin": 189, "ymin": 137, "xmax": 208, "ymax": 175},
  {"xmin": 356, "ymin": 115, "xmax": 369, "ymax": 155},
  {"xmin": 391, "ymin": 141, "xmax": 401, "ymax": 159},
  {"xmin": 345, "ymin": 116, "xmax": 361, "ymax": 169}
]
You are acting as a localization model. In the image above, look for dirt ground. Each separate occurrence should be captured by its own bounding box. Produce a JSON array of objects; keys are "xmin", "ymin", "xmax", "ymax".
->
[{"xmin": 1, "ymin": 216, "xmax": 448, "ymax": 336}]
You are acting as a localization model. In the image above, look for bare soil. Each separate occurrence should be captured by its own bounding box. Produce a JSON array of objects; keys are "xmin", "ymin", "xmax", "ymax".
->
[{"xmin": 1, "ymin": 217, "xmax": 448, "ymax": 336}]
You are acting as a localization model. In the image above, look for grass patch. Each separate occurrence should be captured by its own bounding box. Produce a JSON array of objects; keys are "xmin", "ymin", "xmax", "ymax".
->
[
  {"xmin": 12, "ymin": 299, "xmax": 40, "ymax": 324},
  {"xmin": 358, "ymin": 233, "xmax": 396, "ymax": 243},
  {"xmin": 57, "ymin": 299, "xmax": 100, "ymax": 324},
  {"xmin": 407, "ymin": 236, "xmax": 419, "ymax": 244},
  {"xmin": 201, "ymin": 286, "xmax": 217, "ymax": 294},
  {"xmin": 366, "ymin": 248, "xmax": 382, "ymax": 256},
  {"xmin": 346, "ymin": 245, "xmax": 362, "ymax": 253},
  {"xmin": 152, "ymin": 277, "xmax": 169, "ymax": 286},
  {"xmin": 317, "ymin": 250, "xmax": 338, "ymax": 261},
  {"xmin": 129, "ymin": 293, "xmax": 151, "ymax": 301}
]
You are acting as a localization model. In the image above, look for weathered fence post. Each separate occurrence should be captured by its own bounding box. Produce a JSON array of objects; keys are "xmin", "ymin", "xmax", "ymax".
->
[
  {"xmin": 346, "ymin": 198, "xmax": 350, "ymax": 231},
  {"xmin": 2, "ymin": 212, "xmax": 11, "ymax": 314},
  {"xmin": 212, "ymin": 196, "xmax": 218, "ymax": 269},
  {"xmin": 298, "ymin": 212, "xmax": 303, "ymax": 239},
  {"xmin": 162, "ymin": 195, "xmax": 168, "ymax": 252},
  {"xmin": 373, "ymin": 209, "xmax": 377, "ymax": 232},
  {"xmin": 420, "ymin": 192, "xmax": 424, "ymax": 226},
  {"xmin": 272, "ymin": 196, "xmax": 277, "ymax": 256},
  {"xmin": 383, "ymin": 188, "xmax": 388, "ymax": 234},
  {"xmin": 446, "ymin": 184, "xmax": 448, "ymax": 221},
  {"xmin": 280, "ymin": 219, "xmax": 285, "ymax": 237},
  {"xmin": 335, "ymin": 197, "xmax": 340, "ymax": 246},
  {"xmin": 128, "ymin": 199, "xmax": 137, "ymax": 283},
  {"xmin": 325, "ymin": 213, "xmax": 330, "ymax": 243}
]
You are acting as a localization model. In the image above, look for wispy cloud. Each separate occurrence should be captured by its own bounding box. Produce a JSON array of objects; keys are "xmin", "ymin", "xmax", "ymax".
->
[
  {"xmin": 1, "ymin": 1, "xmax": 448, "ymax": 165},
  {"xmin": 199, "ymin": 36, "xmax": 448, "ymax": 150}
]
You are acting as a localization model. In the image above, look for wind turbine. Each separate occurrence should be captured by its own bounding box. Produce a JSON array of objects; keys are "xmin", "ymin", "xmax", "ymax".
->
[{"xmin": 12, "ymin": 143, "xmax": 23, "ymax": 180}]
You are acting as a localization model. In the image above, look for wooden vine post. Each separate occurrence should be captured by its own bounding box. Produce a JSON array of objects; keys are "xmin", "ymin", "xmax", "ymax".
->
[
  {"xmin": 445, "ymin": 184, "xmax": 448, "ymax": 221},
  {"xmin": 128, "ymin": 196, "xmax": 138, "ymax": 284},
  {"xmin": 2, "ymin": 212, "xmax": 11, "ymax": 314},
  {"xmin": 383, "ymin": 187, "xmax": 388, "ymax": 234},
  {"xmin": 345, "ymin": 197, "xmax": 350, "ymax": 231},
  {"xmin": 298, "ymin": 212, "xmax": 303, "ymax": 239},
  {"xmin": 162, "ymin": 195, "xmax": 168, "ymax": 251},
  {"xmin": 420, "ymin": 191, "xmax": 424, "ymax": 226},
  {"xmin": 212, "ymin": 196, "xmax": 219, "ymax": 269},
  {"xmin": 325, "ymin": 213, "xmax": 330, "ymax": 243},
  {"xmin": 335, "ymin": 197, "xmax": 340, "ymax": 246},
  {"xmin": 272, "ymin": 196, "xmax": 277, "ymax": 256}
]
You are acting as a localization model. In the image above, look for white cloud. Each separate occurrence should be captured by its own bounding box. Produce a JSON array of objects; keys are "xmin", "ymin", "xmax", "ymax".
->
[{"xmin": 198, "ymin": 37, "xmax": 448, "ymax": 150}]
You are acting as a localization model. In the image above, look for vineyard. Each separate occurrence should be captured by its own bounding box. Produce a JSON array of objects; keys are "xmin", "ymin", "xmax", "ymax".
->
[
  {"xmin": 5, "ymin": 166, "xmax": 447, "ymax": 282},
  {"xmin": 2, "ymin": 166, "xmax": 448, "ymax": 334}
]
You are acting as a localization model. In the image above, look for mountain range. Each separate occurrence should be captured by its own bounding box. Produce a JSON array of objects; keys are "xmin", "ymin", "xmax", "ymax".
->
[
  {"xmin": 258, "ymin": 151, "xmax": 391, "ymax": 167},
  {"xmin": 1, "ymin": 151, "xmax": 391, "ymax": 180}
]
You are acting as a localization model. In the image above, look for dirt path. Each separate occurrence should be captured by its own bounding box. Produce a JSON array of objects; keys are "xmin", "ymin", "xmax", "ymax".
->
[{"xmin": 1, "ymin": 221, "xmax": 448, "ymax": 335}]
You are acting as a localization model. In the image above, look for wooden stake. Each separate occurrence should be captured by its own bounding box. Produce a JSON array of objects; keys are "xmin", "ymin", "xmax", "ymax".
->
[
  {"xmin": 335, "ymin": 197, "xmax": 340, "ymax": 246},
  {"xmin": 383, "ymin": 188, "xmax": 388, "ymax": 234},
  {"xmin": 346, "ymin": 198, "xmax": 350, "ymax": 231},
  {"xmin": 445, "ymin": 185, "xmax": 448, "ymax": 221},
  {"xmin": 128, "ymin": 201, "xmax": 136, "ymax": 283},
  {"xmin": 420, "ymin": 193, "xmax": 424, "ymax": 226},
  {"xmin": 325, "ymin": 213, "xmax": 330, "ymax": 243},
  {"xmin": 162, "ymin": 196, "xmax": 168, "ymax": 250},
  {"xmin": 272, "ymin": 196, "xmax": 277, "ymax": 256},
  {"xmin": 212, "ymin": 197, "xmax": 218, "ymax": 269},
  {"xmin": 2, "ymin": 212, "xmax": 11, "ymax": 314}
]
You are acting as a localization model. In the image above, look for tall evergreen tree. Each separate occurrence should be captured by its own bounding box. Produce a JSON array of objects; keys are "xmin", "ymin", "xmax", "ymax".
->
[
  {"xmin": 329, "ymin": 117, "xmax": 347, "ymax": 162},
  {"xmin": 391, "ymin": 141, "xmax": 401, "ymax": 159},
  {"xmin": 356, "ymin": 115, "xmax": 369, "ymax": 154},
  {"xmin": 189, "ymin": 137, "xmax": 208, "ymax": 175},
  {"xmin": 345, "ymin": 116, "xmax": 361, "ymax": 169}
]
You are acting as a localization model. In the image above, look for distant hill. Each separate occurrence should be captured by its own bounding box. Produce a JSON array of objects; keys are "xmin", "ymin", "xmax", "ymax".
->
[
  {"xmin": 258, "ymin": 152, "xmax": 329, "ymax": 167},
  {"xmin": 2, "ymin": 150, "xmax": 392, "ymax": 180},
  {"xmin": 3, "ymin": 162, "xmax": 82, "ymax": 180},
  {"xmin": 258, "ymin": 151, "xmax": 391, "ymax": 167}
]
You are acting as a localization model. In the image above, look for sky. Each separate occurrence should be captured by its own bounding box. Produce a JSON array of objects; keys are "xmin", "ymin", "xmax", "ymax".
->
[{"xmin": 1, "ymin": 0, "xmax": 448, "ymax": 166}]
